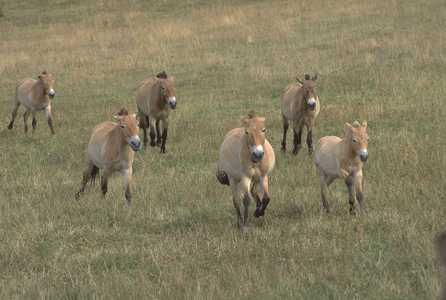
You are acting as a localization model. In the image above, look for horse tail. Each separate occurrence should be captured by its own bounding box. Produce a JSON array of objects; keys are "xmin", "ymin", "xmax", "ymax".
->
[
  {"xmin": 216, "ymin": 169, "xmax": 230, "ymax": 186},
  {"xmin": 89, "ymin": 165, "xmax": 99, "ymax": 185}
]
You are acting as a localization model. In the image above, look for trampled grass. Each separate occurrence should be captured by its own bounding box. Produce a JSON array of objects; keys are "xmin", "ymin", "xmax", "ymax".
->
[{"xmin": 0, "ymin": 0, "xmax": 445, "ymax": 298}]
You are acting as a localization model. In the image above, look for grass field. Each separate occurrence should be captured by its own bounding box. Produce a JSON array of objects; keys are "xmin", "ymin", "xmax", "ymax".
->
[{"xmin": 1, "ymin": 0, "xmax": 445, "ymax": 298}]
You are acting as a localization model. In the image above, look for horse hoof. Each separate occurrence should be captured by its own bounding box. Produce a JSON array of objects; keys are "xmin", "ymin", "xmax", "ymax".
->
[
  {"xmin": 292, "ymin": 147, "xmax": 300, "ymax": 155},
  {"xmin": 150, "ymin": 141, "xmax": 156, "ymax": 147},
  {"xmin": 7, "ymin": 124, "xmax": 13, "ymax": 130},
  {"xmin": 160, "ymin": 148, "xmax": 166, "ymax": 153}
]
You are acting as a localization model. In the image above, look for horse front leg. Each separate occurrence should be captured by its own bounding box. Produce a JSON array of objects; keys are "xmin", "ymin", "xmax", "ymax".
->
[
  {"xmin": 292, "ymin": 121, "xmax": 303, "ymax": 155},
  {"xmin": 155, "ymin": 119, "xmax": 162, "ymax": 146},
  {"xmin": 23, "ymin": 110, "xmax": 30, "ymax": 133},
  {"xmin": 345, "ymin": 174, "xmax": 356, "ymax": 215},
  {"xmin": 306, "ymin": 127, "xmax": 314, "ymax": 155},
  {"xmin": 319, "ymin": 170, "xmax": 334, "ymax": 213},
  {"xmin": 160, "ymin": 118, "xmax": 169, "ymax": 153},
  {"xmin": 122, "ymin": 168, "xmax": 132, "ymax": 206},
  {"xmin": 148, "ymin": 117, "xmax": 157, "ymax": 147},
  {"xmin": 281, "ymin": 116, "xmax": 289, "ymax": 152},
  {"xmin": 238, "ymin": 176, "xmax": 253, "ymax": 233},
  {"xmin": 32, "ymin": 112, "xmax": 37, "ymax": 132},
  {"xmin": 355, "ymin": 170, "xmax": 366, "ymax": 213},
  {"xmin": 101, "ymin": 169, "xmax": 112, "ymax": 197},
  {"xmin": 254, "ymin": 176, "xmax": 270, "ymax": 217},
  {"xmin": 140, "ymin": 114, "xmax": 149, "ymax": 147},
  {"xmin": 45, "ymin": 105, "xmax": 55, "ymax": 135}
]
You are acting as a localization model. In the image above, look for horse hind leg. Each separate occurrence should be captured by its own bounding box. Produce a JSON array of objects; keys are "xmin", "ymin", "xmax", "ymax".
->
[
  {"xmin": 7, "ymin": 102, "xmax": 20, "ymax": 130},
  {"xmin": 140, "ymin": 114, "xmax": 149, "ymax": 147},
  {"xmin": 75, "ymin": 163, "xmax": 99, "ymax": 199},
  {"xmin": 148, "ymin": 117, "xmax": 157, "ymax": 147}
]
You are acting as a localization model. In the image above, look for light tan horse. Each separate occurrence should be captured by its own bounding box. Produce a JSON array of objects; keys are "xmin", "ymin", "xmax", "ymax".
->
[
  {"xmin": 217, "ymin": 112, "xmax": 275, "ymax": 232},
  {"xmin": 75, "ymin": 108, "xmax": 141, "ymax": 206},
  {"xmin": 7, "ymin": 71, "xmax": 57, "ymax": 134},
  {"xmin": 281, "ymin": 74, "xmax": 320, "ymax": 154},
  {"xmin": 314, "ymin": 121, "xmax": 369, "ymax": 214},
  {"xmin": 136, "ymin": 71, "xmax": 177, "ymax": 153}
]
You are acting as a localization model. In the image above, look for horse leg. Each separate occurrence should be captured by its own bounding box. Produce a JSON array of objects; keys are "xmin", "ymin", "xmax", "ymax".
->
[
  {"xmin": 254, "ymin": 176, "xmax": 270, "ymax": 217},
  {"xmin": 149, "ymin": 117, "xmax": 156, "ymax": 147},
  {"xmin": 230, "ymin": 178, "xmax": 243, "ymax": 227},
  {"xmin": 238, "ymin": 176, "xmax": 253, "ymax": 233},
  {"xmin": 281, "ymin": 116, "xmax": 289, "ymax": 152},
  {"xmin": 155, "ymin": 119, "xmax": 162, "ymax": 146},
  {"xmin": 32, "ymin": 112, "xmax": 37, "ymax": 132},
  {"xmin": 319, "ymin": 171, "xmax": 333, "ymax": 213},
  {"xmin": 121, "ymin": 168, "xmax": 132, "ymax": 206},
  {"xmin": 292, "ymin": 121, "xmax": 303, "ymax": 155},
  {"xmin": 345, "ymin": 174, "xmax": 356, "ymax": 215},
  {"xmin": 251, "ymin": 181, "xmax": 262, "ymax": 217},
  {"xmin": 306, "ymin": 126, "xmax": 314, "ymax": 155},
  {"xmin": 23, "ymin": 110, "xmax": 30, "ymax": 133},
  {"xmin": 355, "ymin": 170, "xmax": 366, "ymax": 212},
  {"xmin": 140, "ymin": 114, "xmax": 149, "ymax": 147},
  {"xmin": 7, "ymin": 102, "xmax": 20, "ymax": 129},
  {"xmin": 75, "ymin": 162, "xmax": 97, "ymax": 199},
  {"xmin": 160, "ymin": 118, "xmax": 168, "ymax": 153},
  {"xmin": 101, "ymin": 169, "xmax": 111, "ymax": 197},
  {"xmin": 45, "ymin": 105, "xmax": 55, "ymax": 135}
]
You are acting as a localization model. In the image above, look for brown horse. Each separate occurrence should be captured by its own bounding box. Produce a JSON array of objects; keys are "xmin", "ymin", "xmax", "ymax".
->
[
  {"xmin": 314, "ymin": 121, "xmax": 369, "ymax": 214},
  {"xmin": 75, "ymin": 108, "xmax": 141, "ymax": 206},
  {"xmin": 136, "ymin": 71, "xmax": 177, "ymax": 153},
  {"xmin": 281, "ymin": 74, "xmax": 320, "ymax": 154},
  {"xmin": 217, "ymin": 112, "xmax": 275, "ymax": 232},
  {"xmin": 7, "ymin": 71, "xmax": 57, "ymax": 134}
]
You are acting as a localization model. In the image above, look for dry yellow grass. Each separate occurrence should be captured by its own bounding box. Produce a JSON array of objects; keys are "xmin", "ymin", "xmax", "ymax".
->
[{"xmin": 0, "ymin": 0, "xmax": 445, "ymax": 298}]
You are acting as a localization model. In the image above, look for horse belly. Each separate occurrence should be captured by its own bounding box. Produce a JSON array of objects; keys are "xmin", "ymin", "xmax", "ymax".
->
[{"xmin": 87, "ymin": 143, "xmax": 106, "ymax": 169}]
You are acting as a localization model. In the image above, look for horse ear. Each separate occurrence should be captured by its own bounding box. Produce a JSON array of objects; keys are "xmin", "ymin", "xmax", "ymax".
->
[
  {"xmin": 304, "ymin": 74, "xmax": 311, "ymax": 80},
  {"xmin": 241, "ymin": 117, "xmax": 249, "ymax": 128},
  {"xmin": 352, "ymin": 120, "xmax": 361, "ymax": 128},
  {"xmin": 344, "ymin": 122, "xmax": 353, "ymax": 133},
  {"xmin": 362, "ymin": 121, "xmax": 367, "ymax": 128},
  {"xmin": 312, "ymin": 73, "xmax": 318, "ymax": 81},
  {"xmin": 296, "ymin": 77, "xmax": 303, "ymax": 84},
  {"xmin": 113, "ymin": 115, "xmax": 123, "ymax": 121},
  {"xmin": 38, "ymin": 75, "xmax": 42, "ymax": 80},
  {"xmin": 41, "ymin": 70, "xmax": 47, "ymax": 75}
]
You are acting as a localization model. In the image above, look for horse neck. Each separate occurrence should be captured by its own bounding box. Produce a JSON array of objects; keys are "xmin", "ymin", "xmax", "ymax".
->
[{"xmin": 31, "ymin": 80, "xmax": 45, "ymax": 100}]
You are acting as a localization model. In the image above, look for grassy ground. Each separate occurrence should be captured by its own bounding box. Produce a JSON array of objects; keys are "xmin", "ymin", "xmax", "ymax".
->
[{"xmin": 0, "ymin": 0, "xmax": 445, "ymax": 298}]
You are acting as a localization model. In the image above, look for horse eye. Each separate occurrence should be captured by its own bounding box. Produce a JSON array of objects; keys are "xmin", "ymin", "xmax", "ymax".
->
[
  {"xmin": 120, "ymin": 124, "xmax": 126, "ymax": 128},
  {"xmin": 262, "ymin": 128, "xmax": 266, "ymax": 133},
  {"xmin": 245, "ymin": 130, "xmax": 249, "ymax": 135},
  {"xmin": 352, "ymin": 138, "xmax": 358, "ymax": 143}
]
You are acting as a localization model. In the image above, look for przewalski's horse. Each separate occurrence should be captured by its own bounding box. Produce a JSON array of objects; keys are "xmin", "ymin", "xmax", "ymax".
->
[
  {"xmin": 314, "ymin": 121, "xmax": 369, "ymax": 214},
  {"xmin": 217, "ymin": 112, "xmax": 275, "ymax": 232},
  {"xmin": 136, "ymin": 71, "xmax": 177, "ymax": 153},
  {"xmin": 281, "ymin": 73, "xmax": 320, "ymax": 154},
  {"xmin": 75, "ymin": 108, "xmax": 141, "ymax": 206},
  {"xmin": 7, "ymin": 71, "xmax": 57, "ymax": 134}
]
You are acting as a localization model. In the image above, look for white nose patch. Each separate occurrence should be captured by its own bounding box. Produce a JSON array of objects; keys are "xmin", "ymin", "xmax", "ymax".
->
[
  {"xmin": 168, "ymin": 96, "xmax": 176, "ymax": 104},
  {"xmin": 251, "ymin": 145, "xmax": 264, "ymax": 154},
  {"xmin": 307, "ymin": 98, "xmax": 316, "ymax": 106},
  {"xmin": 48, "ymin": 89, "xmax": 56, "ymax": 96},
  {"xmin": 360, "ymin": 149, "xmax": 368, "ymax": 156}
]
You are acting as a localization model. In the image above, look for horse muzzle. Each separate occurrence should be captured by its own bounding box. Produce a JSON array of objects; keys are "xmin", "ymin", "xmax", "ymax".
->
[
  {"xmin": 251, "ymin": 145, "xmax": 264, "ymax": 162},
  {"xmin": 359, "ymin": 149, "xmax": 368, "ymax": 162},
  {"xmin": 48, "ymin": 89, "xmax": 56, "ymax": 99},
  {"xmin": 168, "ymin": 97, "xmax": 177, "ymax": 110},
  {"xmin": 307, "ymin": 98, "xmax": 316, "ymax": 110},
  {"xmin": 129, "ymin": 136, "xmax": 141, "ymax": 151}
]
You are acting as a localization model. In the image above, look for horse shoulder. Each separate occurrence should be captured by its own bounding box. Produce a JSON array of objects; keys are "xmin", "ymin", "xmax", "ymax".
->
[{"xmin": 261, "ymin": 139, "xmax": 275, "ymax": 173}]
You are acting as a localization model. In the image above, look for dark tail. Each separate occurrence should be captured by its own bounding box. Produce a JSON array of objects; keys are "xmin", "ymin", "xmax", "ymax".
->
[
  {"xmin": 89, "ymin": 165, "xmax": 99, "ymax": 185},
  {"xmin": 216, "ymin": 169, "xmax": 230, "ymax": 186}
]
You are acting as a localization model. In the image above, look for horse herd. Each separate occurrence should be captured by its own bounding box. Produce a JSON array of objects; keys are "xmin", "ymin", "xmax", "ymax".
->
[{"xmin": 6, "ymin": 70, "xmax": 369, "ymax": 232}]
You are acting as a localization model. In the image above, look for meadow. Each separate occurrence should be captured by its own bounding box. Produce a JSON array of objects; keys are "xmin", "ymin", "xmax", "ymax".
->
[{"xmin": 0, "ymin": 0, "xmax": 445, "ymax": 298}]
